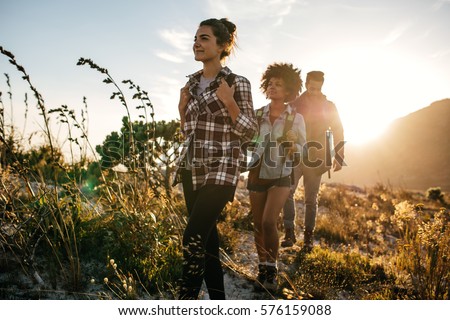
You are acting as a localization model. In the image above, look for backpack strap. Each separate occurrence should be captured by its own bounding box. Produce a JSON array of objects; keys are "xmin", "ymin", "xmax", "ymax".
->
[
  {"xmin": 282, "ymin": 113, "xmax": 295, "ymax": 137},
  {"xmin": 225, "ymin": 73, "xmax": 236, "ymax": 87},
  {"xmin": 281, "ymin": 112, "xmax": 298, "ymax": 183},
  {"xmin": 240, "ymin": 107, "xmax": 264, "ymax": 172},
  {"xmin": 255, "ymin": 108, "xmax": 264, "ymax": 125}
]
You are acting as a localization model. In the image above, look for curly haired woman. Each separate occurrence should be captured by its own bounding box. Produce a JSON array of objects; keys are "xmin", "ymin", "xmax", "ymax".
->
[{"xmin": 247, "ymin": 62, "xmax": 306, "ymax": 291}]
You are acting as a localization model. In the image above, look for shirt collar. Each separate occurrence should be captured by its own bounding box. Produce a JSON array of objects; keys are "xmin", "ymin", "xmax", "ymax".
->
[
  {"xmin": 187, "ymin": 66, "xmax": 232, "ymax": 83},
  {"xmin": 263, "ymin": 103, "xmax": 294, "ymax": 116}
]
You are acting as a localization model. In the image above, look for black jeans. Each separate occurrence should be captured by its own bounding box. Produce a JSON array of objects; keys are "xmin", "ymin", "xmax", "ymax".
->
[{"xmin": 178, "ymin": 169, "xmax": 235, "ymax": 300}]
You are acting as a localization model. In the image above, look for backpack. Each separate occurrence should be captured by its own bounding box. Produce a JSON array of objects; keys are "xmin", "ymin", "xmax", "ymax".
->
[{"xmin": 225, "ymin": 73, "xmax": 236, "ymax": 87}]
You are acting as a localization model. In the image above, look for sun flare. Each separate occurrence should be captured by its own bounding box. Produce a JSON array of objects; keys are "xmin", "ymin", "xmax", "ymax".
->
[{"xmin": 317, "ymin": 45, "xmax": 444, "ymax": 145}]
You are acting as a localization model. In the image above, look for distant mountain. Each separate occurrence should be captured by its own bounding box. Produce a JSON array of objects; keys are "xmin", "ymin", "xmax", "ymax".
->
[{"xmin": 329, "ymin": 99, "xmax": 450, "ymax": 192}]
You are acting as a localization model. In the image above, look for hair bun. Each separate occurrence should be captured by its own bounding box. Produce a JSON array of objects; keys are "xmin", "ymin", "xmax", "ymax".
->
[{"xmin": 220, "ymin": 18, "xmax": 236, "ymax": 35}]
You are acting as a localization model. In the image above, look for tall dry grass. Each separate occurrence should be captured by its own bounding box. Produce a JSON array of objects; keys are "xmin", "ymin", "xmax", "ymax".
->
[{"xmin": 0, "ymin": 46, "xmax": 185, "ymax": 299}]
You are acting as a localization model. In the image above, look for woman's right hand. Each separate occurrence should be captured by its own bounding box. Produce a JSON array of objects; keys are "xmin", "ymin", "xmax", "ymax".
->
[{"xmin": 179, "ymin": 84, "xmax": 191, "ymax": 114}]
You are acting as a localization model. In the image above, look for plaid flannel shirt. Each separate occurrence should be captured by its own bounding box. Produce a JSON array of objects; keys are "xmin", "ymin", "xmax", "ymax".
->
[{"xmin": 174, "ymin": 67, "xmax": 258, "ymax": 190}]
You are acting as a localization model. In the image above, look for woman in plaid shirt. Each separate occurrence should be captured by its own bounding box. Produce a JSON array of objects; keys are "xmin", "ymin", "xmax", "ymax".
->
[{"xmin": 175, "ymin": 18, "xmax": 258, "ymax": 299}]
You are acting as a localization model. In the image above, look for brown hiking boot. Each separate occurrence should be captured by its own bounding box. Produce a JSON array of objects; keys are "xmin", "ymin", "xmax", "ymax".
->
[
  {"xmin": 303, "ymin": 230, "xmax": 314, "ymax": 252},
  {"xmin": 255, "ymin": 264, "xmax": 267, "ymax": 290},
  {"xmin": 281, "ymin": 227, "xmax": 296, "ymax": 247},
  {"xmin": 263, "ymin": 265, "xmax": 278, "ymax": 291}
]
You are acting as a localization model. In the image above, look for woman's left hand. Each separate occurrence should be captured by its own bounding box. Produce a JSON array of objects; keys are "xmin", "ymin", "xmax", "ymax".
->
[
  {"xmin": 284, "ymin": 129, "xmax": 298, "ymax": 157},
  {"xmin": 285, "ymin": 129, "xmax": 297, "ymax": 142},
  {"xmin": 216, "ymin": 78, "xmax": 235, "ymax": 106}
]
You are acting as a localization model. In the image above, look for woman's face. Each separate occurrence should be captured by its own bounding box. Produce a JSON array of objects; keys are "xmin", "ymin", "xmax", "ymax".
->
[
  {"xmin": 266, "ymin": 77, "xmax": 290, "ymax": 101},
  {"xmin": 193, "ymin": 25, "xmax": 224, "ymax": 63}
]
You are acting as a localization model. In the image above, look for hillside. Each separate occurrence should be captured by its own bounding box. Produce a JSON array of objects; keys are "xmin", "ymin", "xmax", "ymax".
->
[{"xmin": 330, "ymin": 99, "xmax": 450, "ymax": 191}]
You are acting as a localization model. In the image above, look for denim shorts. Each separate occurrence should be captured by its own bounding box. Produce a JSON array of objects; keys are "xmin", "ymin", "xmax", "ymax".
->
[
  {"xmin": 247, "ymin": 175, "xmax": 291, "ymax": 192},
  {"xmin": 246, "ymin": 163, "xmax": 291, "ymax": 192}
]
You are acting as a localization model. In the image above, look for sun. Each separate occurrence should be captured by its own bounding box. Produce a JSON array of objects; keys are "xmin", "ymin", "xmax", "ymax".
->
[{"xmin": 316, "ymin": 45, "xmax": 439, "ymax": 145}]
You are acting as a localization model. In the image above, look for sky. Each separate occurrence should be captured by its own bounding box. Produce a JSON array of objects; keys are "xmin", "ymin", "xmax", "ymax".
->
[{"xmin": 1, "ymin": 0, "xmax": 449, "ymax": 159}]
